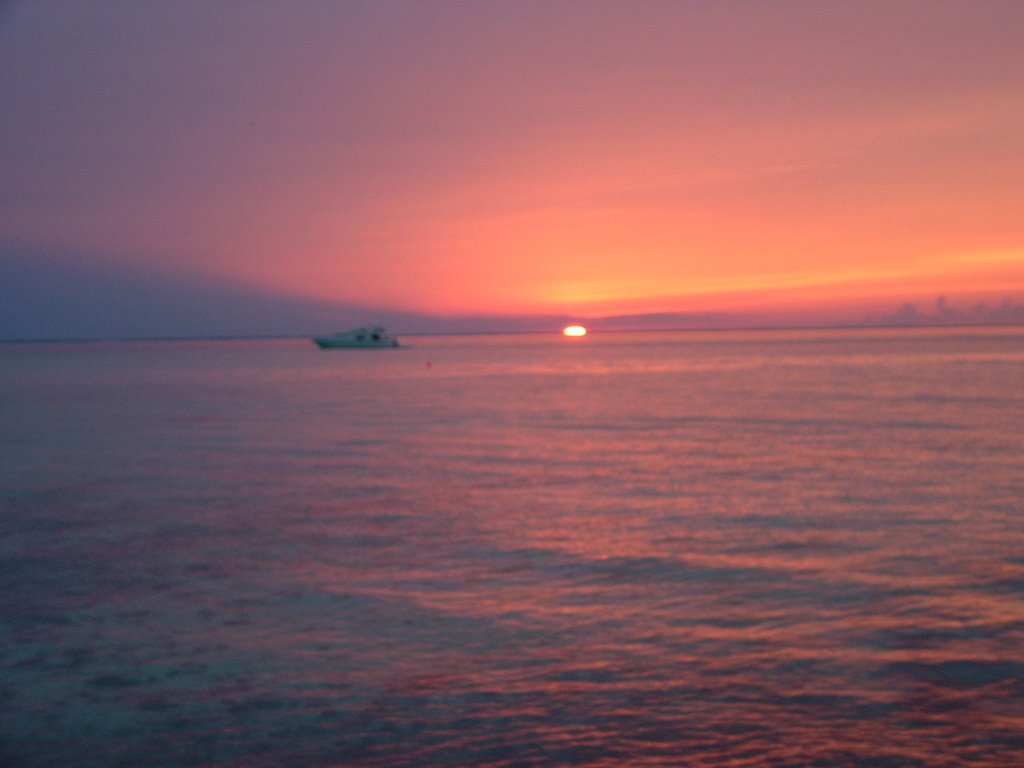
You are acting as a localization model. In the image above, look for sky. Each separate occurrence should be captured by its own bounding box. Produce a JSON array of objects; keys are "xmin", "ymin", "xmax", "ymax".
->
[{"xmin": 2, "ymin": 0, "xmax": 1024, "ymax": 338}]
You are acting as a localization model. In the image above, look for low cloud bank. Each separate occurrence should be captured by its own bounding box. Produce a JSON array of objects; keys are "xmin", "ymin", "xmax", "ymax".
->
[
  {"xmin": 866, "ymin": 296, "xmax": 1024, "ymax": 328},
  {"xmin": 3, "ymin": 243, "xmax": 1023, "ymax": 340}
]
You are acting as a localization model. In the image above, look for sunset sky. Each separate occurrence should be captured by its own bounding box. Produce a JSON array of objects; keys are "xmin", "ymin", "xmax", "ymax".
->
[{"xmin": 2, "ymin": 1, "xmax": 1023, "ymax": 336}]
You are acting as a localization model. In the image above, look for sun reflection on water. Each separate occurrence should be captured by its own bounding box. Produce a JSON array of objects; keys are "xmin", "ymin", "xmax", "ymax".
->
[{"xmin": 2, "ymin": 330, "xmax": 1024, "ymax": 765}]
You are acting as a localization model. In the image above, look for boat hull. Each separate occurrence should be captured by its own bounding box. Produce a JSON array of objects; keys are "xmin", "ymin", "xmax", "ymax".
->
[
  {"xmin": 313, "ymin": 337, "xmax": 399, "ymax": 349},
  {"xmin": 312, "ymin": 325, "xmax": 400, "ymax": 348}
]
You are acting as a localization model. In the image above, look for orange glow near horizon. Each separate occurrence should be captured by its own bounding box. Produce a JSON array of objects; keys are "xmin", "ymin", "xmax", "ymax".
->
[
  {"xmin": 562, "ymin": 325, "xmax": 588, "ymax": 337},
  {"xmin": 524, "ymin": 248, "xmax": 1024, "ymax": 319},
  {"xmin": 211, "ymin": 177, "xmax": 1024, "ymax": 321}
]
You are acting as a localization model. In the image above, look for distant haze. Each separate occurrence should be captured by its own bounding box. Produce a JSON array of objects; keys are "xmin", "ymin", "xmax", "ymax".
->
[
  {"xmin": 2, "ymin": 1, "xmax": 1023, "ymax": 338},
  {"xmin": 3, "ymin": 240, "xmax": 1022, "ymax": 340}
]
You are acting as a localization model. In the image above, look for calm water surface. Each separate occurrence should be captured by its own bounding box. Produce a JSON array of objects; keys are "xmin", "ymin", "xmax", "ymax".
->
[{"xmin": 2, "ymin": 328, "xmax": 1023, "ymax": 766}]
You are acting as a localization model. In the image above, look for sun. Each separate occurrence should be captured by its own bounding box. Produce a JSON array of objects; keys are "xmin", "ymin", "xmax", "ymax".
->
[{"xmin": 562, "ymin": 324, "xmax": 588, "ymax": 337}]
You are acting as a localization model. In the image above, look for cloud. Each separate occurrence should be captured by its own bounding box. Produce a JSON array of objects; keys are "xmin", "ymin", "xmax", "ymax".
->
[
  {"xmin": 870, "ymin": 296, "xmax": 1024, "ymax": 327},
  {"xmin": 0, "ymin": 241, "xmax": 425, "ymax": 340},
  {"xmin": 5, "ymin": 239, "xmax": 1022, "ymax": 340},
  {"xmin": 0, "ymin": 241, "xmax": 584, "ymax": 339}
]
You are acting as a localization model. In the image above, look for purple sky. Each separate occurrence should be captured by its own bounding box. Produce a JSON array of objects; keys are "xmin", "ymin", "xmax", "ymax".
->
[{"xmin": 2, "ymin": 1, "xmax": 1023, "ymax": 338}]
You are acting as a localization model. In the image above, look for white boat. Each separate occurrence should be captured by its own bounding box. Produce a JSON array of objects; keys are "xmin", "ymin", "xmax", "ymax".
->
[{"xmin": 313, "ymin": 325, "xmax": 399, "ymax": 349}]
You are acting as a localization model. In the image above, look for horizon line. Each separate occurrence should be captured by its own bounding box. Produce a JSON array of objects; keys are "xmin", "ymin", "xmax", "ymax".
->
[{"xmin": 4, "ymin": 319, "xmax": 1024, "ymax": 345}]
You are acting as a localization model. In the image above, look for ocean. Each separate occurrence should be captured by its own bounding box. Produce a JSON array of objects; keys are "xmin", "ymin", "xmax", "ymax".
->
[{"xmin": 2, "ymin": 327, "xmax": 1023, "ymax": 766}]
